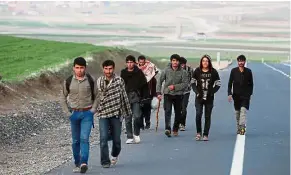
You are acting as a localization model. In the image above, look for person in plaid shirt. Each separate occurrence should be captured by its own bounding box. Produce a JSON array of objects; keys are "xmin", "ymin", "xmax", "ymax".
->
[{"xmin": 94, "ymin": 60, "xmax": 132, "ymax": 168}]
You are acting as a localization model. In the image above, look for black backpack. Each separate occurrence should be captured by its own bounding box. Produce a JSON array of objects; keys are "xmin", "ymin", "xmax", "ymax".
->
[{"xmin": 65, "ymin": 73, "xmax": 95, "ymax": 101}]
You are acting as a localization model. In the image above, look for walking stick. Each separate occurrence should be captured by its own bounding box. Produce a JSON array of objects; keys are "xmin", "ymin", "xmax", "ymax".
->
[{"xmin": 155, "ymin": 99, "xmax": 161, "ymax": 132}]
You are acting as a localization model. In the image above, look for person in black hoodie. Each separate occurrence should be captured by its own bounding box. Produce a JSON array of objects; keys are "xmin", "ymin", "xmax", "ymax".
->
[
  {"xmin": 192, "ymin": 54, "xmax": 221, "ymax": 141},
  {"xmin": 121, "ymin": 55, "xmax": 149, "ymax": 144},
  {"xmin": 227, "ymin": 55, "xmax": 253, "ymax": 135}
]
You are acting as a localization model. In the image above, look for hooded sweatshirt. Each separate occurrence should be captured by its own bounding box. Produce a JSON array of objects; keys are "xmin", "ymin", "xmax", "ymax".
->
[
  {"xmin": 192, "ymin": 56, "xmax": 221, "ymax": 101},
  {"xmin": 156, "ymin": 63, "xmax": 188, "ymax": 96}
]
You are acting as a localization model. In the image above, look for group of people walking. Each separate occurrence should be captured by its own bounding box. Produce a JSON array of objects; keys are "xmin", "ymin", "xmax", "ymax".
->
[{"xmin": 61, "ymin": 53, "xmax": 254, "ymax": 173}]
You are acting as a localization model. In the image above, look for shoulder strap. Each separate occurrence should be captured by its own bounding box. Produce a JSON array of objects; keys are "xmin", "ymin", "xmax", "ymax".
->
[
  {"xmin": 65, "ymin": 75, "xmax": 73, "ymax": 94},
  {"xmin": 86, "ymin": 73, "xmax": 95, "ymax": 101}
]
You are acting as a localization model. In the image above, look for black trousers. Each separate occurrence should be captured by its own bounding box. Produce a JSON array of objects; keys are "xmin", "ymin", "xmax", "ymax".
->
[
  {"xmin": 195, "ymin": 98, "xmax": 214, "ymax": 136},
  {"xmin": 180, "ymin": 93, "xmax": 190, "ymax": 126},
  {"xmin": 164, "ymin": 94, "xmax": 183, "ymax": 132}
]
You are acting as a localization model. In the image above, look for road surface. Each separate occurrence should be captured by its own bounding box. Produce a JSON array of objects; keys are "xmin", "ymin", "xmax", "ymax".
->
[{"xmin": 48, "ymin": 63, "xmax": 290, "ymax": 175}]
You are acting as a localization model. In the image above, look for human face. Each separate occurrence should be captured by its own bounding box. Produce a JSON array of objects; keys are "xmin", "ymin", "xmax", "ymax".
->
[
  {"xmin": 73, "ymin": 64, "xmax": 86, "ymax": 78},
  {"xmin": 138, "ymin": 59, "xmax": 146, "ymax": 67},
  {"xmin": 126, "ymin": 60, "xmax": 135, "ymax": 70},
  {"xmin": 238, "ymin": 60, "xmax": 245, "ymax": 67},
  {"xmin": 171, "ymin": 58, "xmax": 179, "ymax": 68},
  {"xmin": 103, "ymin": 65, "xmax": 114, "ymax": 79},
  {"xmin": 202, "ymin": 57, "xmax": 209, "ymax": 69}
]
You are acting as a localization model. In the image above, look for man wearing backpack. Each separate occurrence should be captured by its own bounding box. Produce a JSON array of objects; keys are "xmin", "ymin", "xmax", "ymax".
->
[
  {"xmin": 61, "ymin": 57, "xmax": 98, "ymax": 173},
  {"xmin": 179, "ymin": 57, "xmax": 193, "ymax": 131},
  {"xmin": 121, "ymin": 55, "xmax": 149, "ymax": 144},
  {"xmin": 95, "ymin": 60, "xmax": 132, "ymax": 168}
]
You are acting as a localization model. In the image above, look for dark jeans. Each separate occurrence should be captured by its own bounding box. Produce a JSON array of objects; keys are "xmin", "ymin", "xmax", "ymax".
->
[
  {"xmin": 195, "ymin": 98, "xmax": 214, "ymax": 136},
  {"xmin": 125, "ymin": 102, "xmax": 142, "ymax": 138},
  {"xmin": 99, "ymin": 117, "xmax": 122, "ymax": 165},
  {"xmin": 180, "ymin": 93, "xmax": 190, "ymax": 126},
  {"xmin": 164, "ymin": 94, "xmax": 183, "ymax": 132},
  {"xmin": 70, "ymin": 110, "xmax": 94, "ymax": 166},
  {"xmin": 141, "ymin": 102, "xmax": 152, "ymax": 126}
]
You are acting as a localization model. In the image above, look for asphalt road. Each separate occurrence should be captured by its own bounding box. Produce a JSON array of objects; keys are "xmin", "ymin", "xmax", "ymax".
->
[{"xmin": 48, "ymin": 62, "xmax": 290, "ymax": 175}]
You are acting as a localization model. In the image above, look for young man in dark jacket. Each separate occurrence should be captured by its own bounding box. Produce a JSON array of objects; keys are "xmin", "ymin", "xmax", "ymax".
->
[
  {"xmin": 121, "ymin": 55, "xmax": 149, "ymax": 144},
  {"xmin": 228, "ymin": 55, "xmax": 254, "ymax": 135},
  {"xmin": 156, "ymin": 54, "xmax": 188, "ymax": 137},
  {"xmin": 192, "ymin": 54, "xmax": 221, "ymax": 141},
  {"xmin": 179, "ymin": 57, "xmax": 193, "ymax": 131}
]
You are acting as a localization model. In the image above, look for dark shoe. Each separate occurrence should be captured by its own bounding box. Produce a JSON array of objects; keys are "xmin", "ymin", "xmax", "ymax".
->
[
  {"xmin": 165, "ymin": 130, "xmax": 171, "ymax": 137},
  {"xmin": 239, "ymin": 126, "xmax": 246, "ymax": 135},
  {"xmin": 80, "ymin": 164, "xmax": 88, "ymax": 173},
  {"xmin": 145, "ymin": 122, "xmax": 150, "ymax": 129}
]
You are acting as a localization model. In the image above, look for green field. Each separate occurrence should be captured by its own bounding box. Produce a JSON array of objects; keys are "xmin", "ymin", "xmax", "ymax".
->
[{"xmin": 0, "ymin": 35, "xmax": 109, "ymax": 81}]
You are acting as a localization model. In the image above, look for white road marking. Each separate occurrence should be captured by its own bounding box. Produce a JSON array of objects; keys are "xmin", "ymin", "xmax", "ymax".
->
[
  {"xmin": 282, "ymin": 63, "xmax": 291, "ymax": 67},
  {"xmin": 263, "ymin": 63, "xmax": 291, "ymax": 79},
  {"xmin": 230, "ymin": 135, "xmax": 246, "ymax": 175}
]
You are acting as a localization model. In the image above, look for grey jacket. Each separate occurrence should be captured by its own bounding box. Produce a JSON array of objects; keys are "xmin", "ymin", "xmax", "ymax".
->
[{"xmin": 156, "ymin": 64, "xmax": 188, "ymax": 96}]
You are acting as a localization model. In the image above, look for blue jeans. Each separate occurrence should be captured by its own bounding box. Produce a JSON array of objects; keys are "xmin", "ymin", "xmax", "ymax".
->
[
  {"xmin": 125, "ymin": 102, "xmax": 142, "ymax": 138},
  {"xmin": 70, "ymin": 110, "xmax": 94, "ymax": 166},
  {"xmin": 99, "ymin": 117, "xmax": 122, "ymax": 165}
]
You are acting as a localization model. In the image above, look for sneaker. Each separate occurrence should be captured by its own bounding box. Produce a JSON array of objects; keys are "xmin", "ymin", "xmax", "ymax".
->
[
  {"xmin": 126, "ymin": 138, "xmax": 134, "ymax": 144},
  {"xmin": 145, "ymin": 123, "xmax": 151, "ymax": 129},
  {"xmin": 133, "ymin": 135, "xmax": 141, "ymax": 144},
  {"xmin": 73, "ymin": 166, "xmax": 80, "ymax": 173},
  {"xmin": 179, "ymin": 124, "xmax": 185, "ymax": 131},
  {"xmin": 111, "ymin": 157, "xmax": 118, "ymax": 165},
  {"xmin": 173, "ymin": 131, "xmax": 179, "ymax": 136},
  {"xmin": 165, "ymin": 130, "xmax": 171, "ymax": 137},
  {"xmin": 80, "ymin": 164, "xmax": 88, "ymax": 173},
  {"xmin": 202, "ymin": 135, "xmax": 209, "ymax": 141},
  {"xmin": 102, "ymin": 164, "xmax": 110, "ymax": 168}
]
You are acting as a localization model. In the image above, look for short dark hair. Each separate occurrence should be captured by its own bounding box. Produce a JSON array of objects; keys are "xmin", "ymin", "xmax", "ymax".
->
[
  {"xmin": 74, "ymin": 57, "xmax": 87, "ymax": 67},
  {"xmin": 180, "ymin": 57, "xmax": 187, "ymax": 64},
  {"xmin": 170, "ymin": 54, "xmax": 180, "ymax": 61},
  {"xmin": 126, "ymin": 55, "xmax": 136, "ymax": 62},
  {"xmin": 237, "ymin": 55, "xmax": 246, "ymax": 61},
  {"xmin": 102, "ymin": 60, "xmax": 115, "ymax": 68},
  {"xmin": 138, "ymin": 55, "xmax": 146, "ymax": 61}
]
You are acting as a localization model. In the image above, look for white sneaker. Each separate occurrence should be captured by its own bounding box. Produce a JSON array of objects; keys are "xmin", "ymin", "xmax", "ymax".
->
[
  {"xmin": 133, "ymin": 135, "xmax": 141, "ymax": 144},
  {"xmin": 126, "ymin": 139, "xmax": 134, "ymax": 144},
  {"xmin": 111, "ymin": 156, "xmax": 118, "ymax": 165}
]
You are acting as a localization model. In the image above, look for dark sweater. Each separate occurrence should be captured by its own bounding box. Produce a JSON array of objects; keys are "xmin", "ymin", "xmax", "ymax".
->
[
  {"xmin": 227, "ymin": 67, "xmax": 254, "ymax": 98},
  {"xmin": 192, "ymin": 67, "xmax": 221, "ymax": 101},
  {"xmin": 120, "ymin": 66, "xmax": 149, "ymax": 100}
]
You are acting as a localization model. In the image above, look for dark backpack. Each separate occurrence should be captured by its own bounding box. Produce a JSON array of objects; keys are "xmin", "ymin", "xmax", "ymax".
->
[{"xmin": 65, "ymin": 73, "xmax": 95, "ymax": 101}]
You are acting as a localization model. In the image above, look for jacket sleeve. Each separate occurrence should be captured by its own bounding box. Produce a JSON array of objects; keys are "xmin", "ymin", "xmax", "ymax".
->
[
  {"xmin": 139, "ymin": 70, "xmax": 150, "ymax": 100},
  {"xmin": 227, "ymin": 69, "xmax": 234, "ymax": 96},
  {"xmin": 212, "ymin": 69, "xmax": 221, "ymax": 94},
  {"xmin": 191, "ymin": 68, "xmax": 199, "ymax": 94},
  {"xmin": 249, "ymin": 69, "xmax": 254, "ymax": 96},
  {"xmin": 174, "ymin": 70, "xmax": 188, "ymax": 91},
  {"xmin": 91, "ymin": 77, "xmax": 100, "ymax": 113},
  {"xmin": 120, "ymin": 78, "xmax": 133, "ymax": 118},
  {"xmin": 156, "ymin": 69, "xmax": 166, "ymax": 95}
]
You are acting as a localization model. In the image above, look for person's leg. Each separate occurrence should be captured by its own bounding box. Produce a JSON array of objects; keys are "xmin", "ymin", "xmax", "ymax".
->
[
  {"xmin": 70, "ymin": 111, "xmax": 81, "ymax": 167},
  {"xmin": 125, "ymin": 104, "xmax": 134, "ymax": 140},
  {"xmin": 132, "ymin": 102, "xmax": 142, "ymax": 137},
  {"xmin": 99, "ymin": 118, "xmax": 111, "ymax": 166},
  {"xmin": 180, "ymin": 93, "xmax": 190, "ymax": 130},
  {"xmin": 163, "ymin": 95, "xmax": 173, "ymax": 136},
  {"xmin": 143, "ymin": 102, "xmax": 152, "ymax": 129},
  {"xmin": 110, "ymin": 117, "xmax": 122, "ymax": 165},
  {"xmin": 173, "ymin": 95, "xmax": 183, "ymax": 134},
  {"xmin": 79, "ymin": 111, "xmax": 93, "ymax": 165},
  {"xmin": 203, "ymin": 101, "xmax": 214, "ymax": 139},
  {"xmin": 233, "ymin": 96, "xmax": 242, "ymax": 134},
  {"xmin": 195, "ymin": 98, "xmax": 203, "ymax": 140}
]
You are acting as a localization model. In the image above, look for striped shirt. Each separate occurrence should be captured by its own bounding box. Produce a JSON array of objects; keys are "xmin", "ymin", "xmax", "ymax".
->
[{"xmin": 95, "ymin": 74, "xmax": 132, "ymax": 119}]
